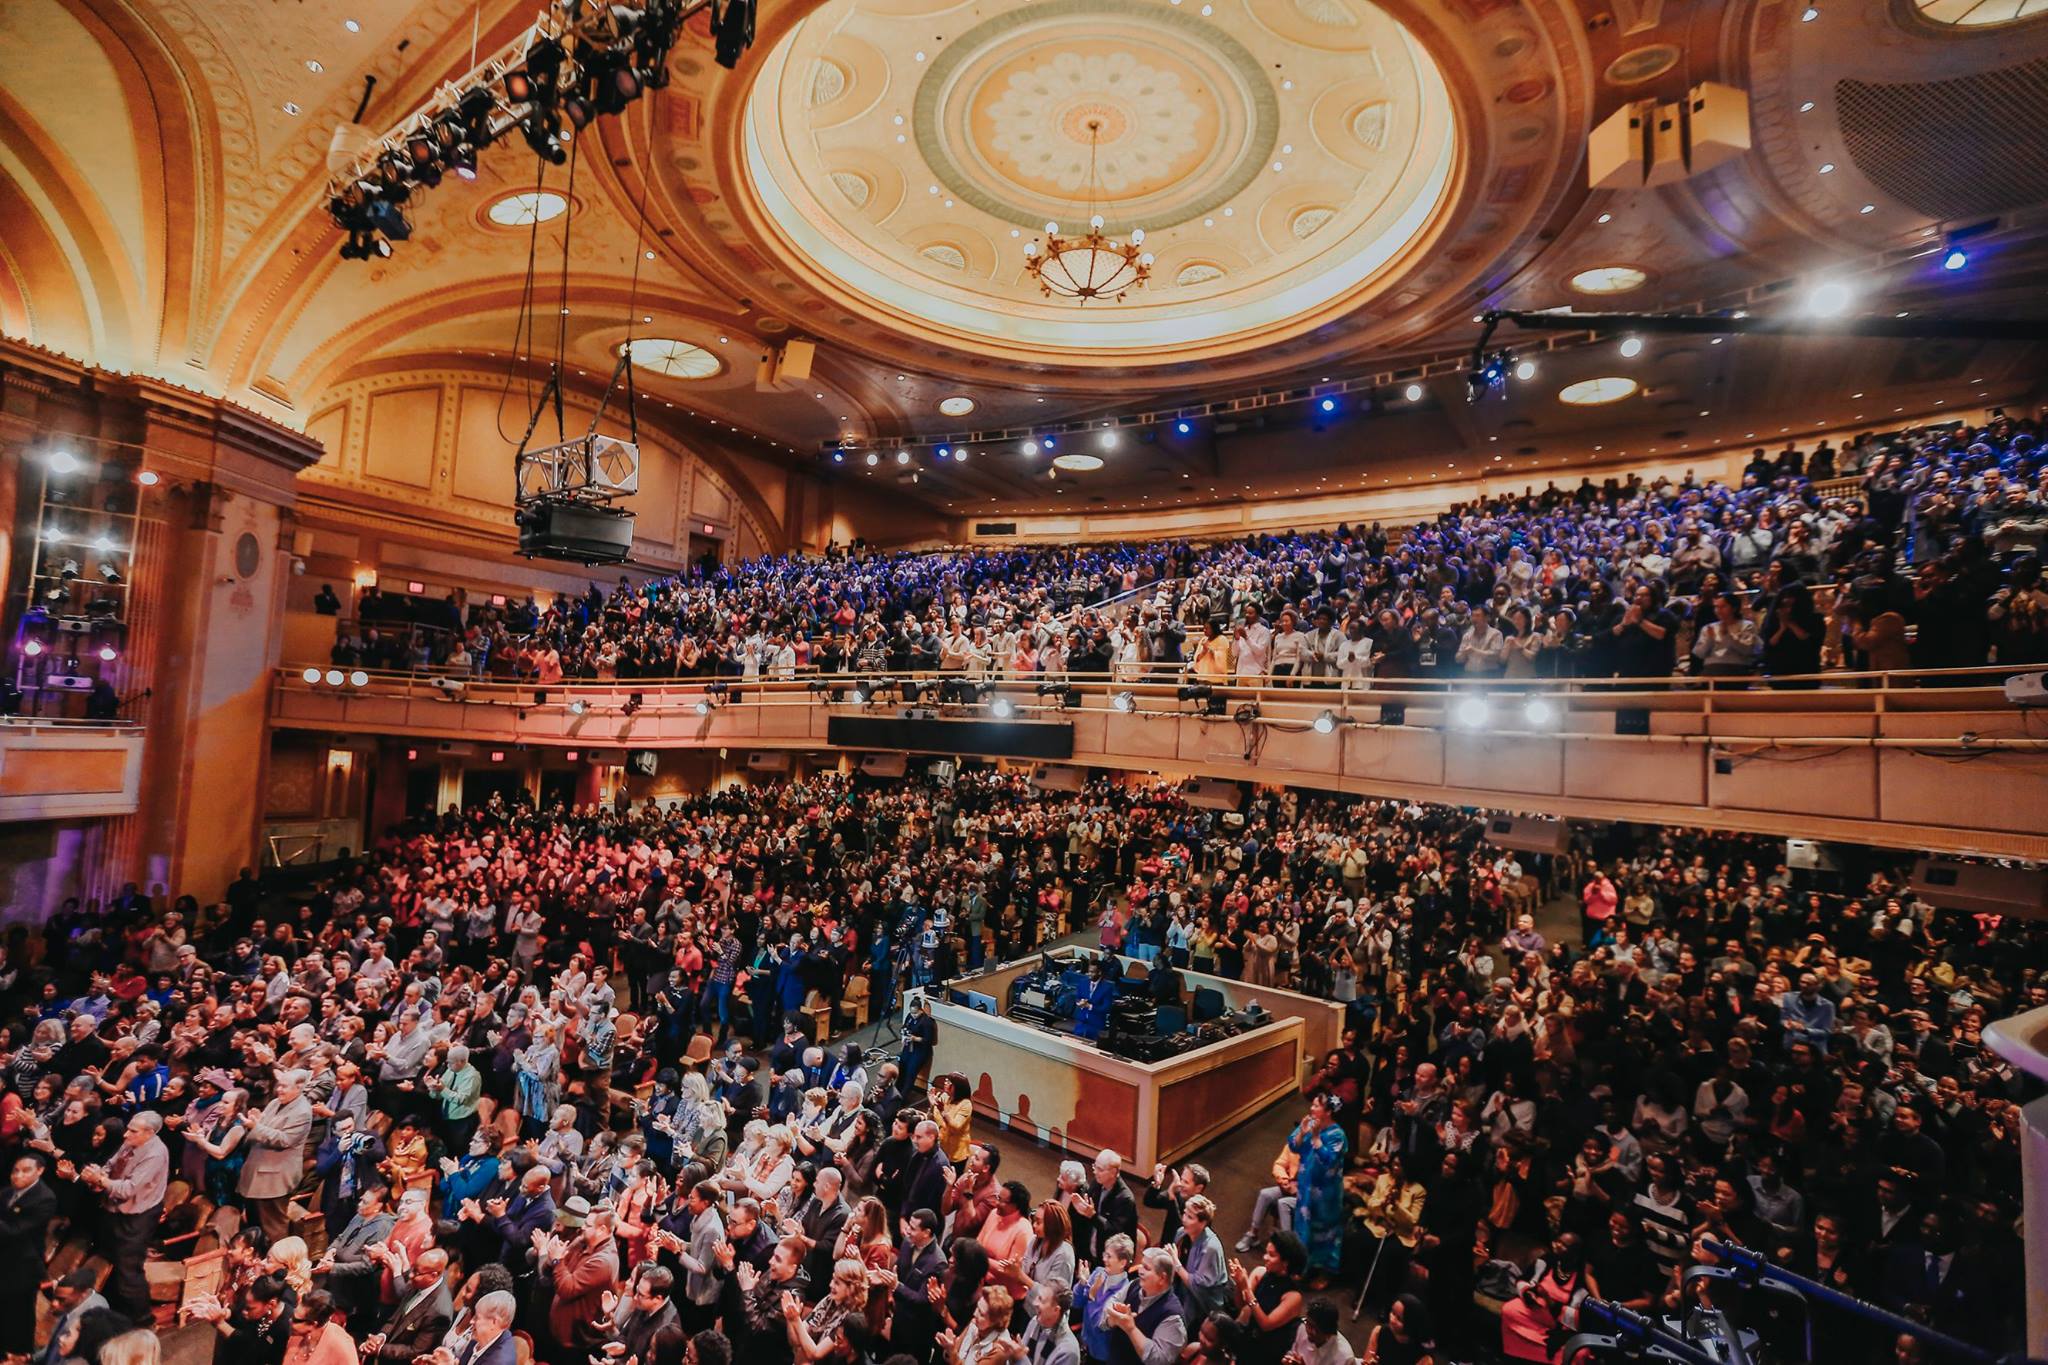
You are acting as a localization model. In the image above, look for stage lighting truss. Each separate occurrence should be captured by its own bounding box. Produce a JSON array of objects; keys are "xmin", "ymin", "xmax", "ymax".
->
[{"xmin": 325, "ymin": 0, "xmax": 711, "ymax": 261}]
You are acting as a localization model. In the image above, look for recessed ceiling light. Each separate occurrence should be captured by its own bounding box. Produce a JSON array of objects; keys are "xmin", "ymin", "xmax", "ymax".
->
[
  {"xmin": 305, "ymin": 59, "xmax": 324, "ymax": 73},
  {"xmin": 1558, "ymin": 377, "xmax": 1639, "ymax": 406},
  {"xmin": 344, "ymin": 18, "xmax": 361, "ymax": 32},
  {"xmin": 1619, "ymin": 336, "xmax": 1644, "ymax": 358},
  {"xmin": 282, "ymin": 101, "xmax": 301, "ymax": 115},
  {"xmin": 619, "ymin": 338, "xmax": 720, "ymax": 379},
  {"xmin": 1818, "ymin": 162, "xmax": 1835, "ymax": 174},
  {"xmin": 1800, "ymin": 101, "xmax": 1816, "ymax": 112},
  {"xmin": 487, "ymin": 190, "xmax": 568, "ymax": 226},
  {"xmin": 1859, "ymin": 204, "xmax": 1875, "ymax": 214},
  {"xmin": 1596, "ymin": 212, "xmax": 1612, "ymax": 224},
  {"xmin": 1054, "ymin": 453, "xmax": 1105, "ymax": 472},
  {"xmin": 1570, "ymin": 265, "xmax": 1647, "ymax": 295},
  {"xmin": 1801, "ymin": 5, "xmax": 1819, "ymax": 19},
  {"xmin": 939, "ymin": 396, "xmax": 976, "ymax": 416}
]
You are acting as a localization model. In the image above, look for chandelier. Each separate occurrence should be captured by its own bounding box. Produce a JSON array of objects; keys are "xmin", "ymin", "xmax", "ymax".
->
[{"xmin": 1022, "ymin": 120, "xmax": 1155, "ymax": 304}]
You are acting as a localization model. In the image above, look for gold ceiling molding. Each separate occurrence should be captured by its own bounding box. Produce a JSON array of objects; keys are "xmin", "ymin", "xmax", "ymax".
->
[{"xmin": 733, "ymin": 0, "xmax": 1465, "ymax": 362}]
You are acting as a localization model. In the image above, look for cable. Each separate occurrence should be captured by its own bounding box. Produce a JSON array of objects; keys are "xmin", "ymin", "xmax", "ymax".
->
[
  {"xmin": 495, "ymin": 151, "xmax": 553, "ymax": 445},
  {"xmin": 551, "ymin": 131, "xmax": 582, "ymax": 443}
]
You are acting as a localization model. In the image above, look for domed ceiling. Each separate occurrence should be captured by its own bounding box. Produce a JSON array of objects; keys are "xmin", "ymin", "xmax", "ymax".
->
[{"xmin": 742, "ymin": 0, "xmax": 1458, "ymax": 358}]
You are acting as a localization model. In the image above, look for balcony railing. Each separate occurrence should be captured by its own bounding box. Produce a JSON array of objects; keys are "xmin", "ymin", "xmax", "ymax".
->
[
  {"xmin": 270, "ymin": 662, "xmax": 2048, "ymax": 859},
  {"xmin": 0, "ymin": 716, "xmax": 146, "ymax": 821}
]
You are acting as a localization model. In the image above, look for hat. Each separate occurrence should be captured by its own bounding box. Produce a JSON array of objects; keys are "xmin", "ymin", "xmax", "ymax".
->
[
  {"xmin": 558, "ymin": 1195, "xmax": 593, "ymax": 1228},
  {"xmin": 197, "ymin": 1068, "xmax": 235, "ymax": 1089}
]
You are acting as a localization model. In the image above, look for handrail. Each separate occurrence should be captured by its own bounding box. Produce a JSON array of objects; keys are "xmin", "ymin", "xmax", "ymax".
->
[
  {"xmin": 274, "ymin": 659, "xmax": 2044, "ymax": 699},
  {"xmin": 0, "ymin": 715, "xmax": 146, "ymax": 733}
]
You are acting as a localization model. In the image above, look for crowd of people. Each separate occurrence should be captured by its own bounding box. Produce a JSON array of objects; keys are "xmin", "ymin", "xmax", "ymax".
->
[
  {"xmin": 3, "ymin": 763, "xmax": 2041, "ymax": 1365},
  {"xmin": 326, "ymin": 414, "xmax": 2047, "ymax": 685}
]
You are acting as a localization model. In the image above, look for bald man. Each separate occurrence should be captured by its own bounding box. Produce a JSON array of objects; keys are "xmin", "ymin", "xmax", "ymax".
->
[{"xmin": 363, "ymin": 1248, "xmax": 452, "ymax": 1363}]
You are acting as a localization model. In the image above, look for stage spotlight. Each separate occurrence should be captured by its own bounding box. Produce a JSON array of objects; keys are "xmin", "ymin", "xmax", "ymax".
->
[
  {"xmin": 1941, "ymin": 246, "xmax": 1968, "ymax": 271},
  {"xmin": 301, "ymin": 666, "xmax": 320, "ymax": 683},
  {"xmin": 1177, "ymin": 683, "xmax": 1212, "ymax": 703},
  {"xmin": 937, "ymin": 447, "xmax": 951, "ymax": 460},
  {"xmin": 865, "ymin": 451, "xmax": 879, "ymax": 467},
  {"xmin": 850, "ymin": 680, "xmax": 873, "ymax": 704},
  {"xmin": 1403, "ymin": 382, "xmax": 1424, "ymax": 402},
  {"xmin": 900, "ymin": 679, "xmax": 924, "ymax": 704},
  {"xmin": 1514, "ymin": 358, "xmax": 1537, "ymax": 381},
  {"xmin": 895, "ymin": 449, "xmax": 911, "ymax": 465},
  {"xmin": 1523, "ymin": 697, "xmax": 1557, "ymax": 726},
  {"xmin": 348, "ymin": 669, "xmax": 368, "ymax": 687},
  {"xmin": 1804, "ymin": 280, "xmax": 1853, "ymax": 318},
  {"xmin": 1023, "ymin": 440, "xmax": 1040, "ymax": 456},
  {"xmin": 1233, "ymin": 703, "xmax": 1261, "ymax": 724},
  {"xmin": 46, "ymin": 450, "xmax": 79, "ymax": 476},
  {"xmin": 1453, "ymin": 696, "xmax": 1491, "ymax": 729},
  {"xmin": 694, "ymin": 698, "xmax": 712, "ymax": 716},
  {"xmin": 1112, "ymin": 691, "xmax": 1136, "ymax": 712},
  {"xmin": 1618, "ymin": 336, "xmax": 1644, "ymax": 358},
  {"xmin": 990, "ymin": 696, "xmax": 1015, "ymax": 719},
  {"xmin": 1042, "ymin": 435, "xmax": 1056, "ymax": 449},
  {"xmin": 1099, "ymin": 430, "xmax": 1118, "ymax": 450},
  {"xmin": 831, "ymin": 450, "xmax": 844, "ymax": 464},
  {"xmin": 1176, "ymin": 421, "xmax": 1191, "ymax": 435},
  {"xmin": 1313, "ymin": 710, "xmax": 1337, "ymax": 734},
  {"xmin": 324, "ymin": 669, "xmax": 345, "ymax": 686},
  {"xmin": 568, "ymin": 698, "xmax": 588, "ymax": 716},
  {"xmin": 1319, "ymin": 397, "xmax": 1336, "ymax": 413}
]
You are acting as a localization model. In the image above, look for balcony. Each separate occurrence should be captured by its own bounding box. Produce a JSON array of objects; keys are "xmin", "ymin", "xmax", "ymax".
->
[
  {"xmin": 0, "ymin": 718, "xmax": 146, "ymax": 821},
  {"xmin": 268, "ymin": 664, "xmax": 2048, "ymax": 859}
]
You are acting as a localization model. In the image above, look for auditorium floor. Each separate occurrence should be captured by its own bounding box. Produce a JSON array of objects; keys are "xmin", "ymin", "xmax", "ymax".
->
[{"xmin": 151, "ymin": 888, "xmax": 1578, "ymax": 1364}]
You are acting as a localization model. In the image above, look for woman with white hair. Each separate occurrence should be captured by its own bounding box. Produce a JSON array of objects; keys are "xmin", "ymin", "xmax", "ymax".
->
[
  {"xmin": 512, "ymin": 1020, "xmax": 561, "ymax": 1140},
  {"xmin": 722, "ymin": 1123, "xmax": 795, "ymax": 1205}
]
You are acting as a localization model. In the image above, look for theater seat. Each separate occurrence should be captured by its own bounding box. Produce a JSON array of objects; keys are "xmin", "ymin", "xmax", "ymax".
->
[
  {"xmin": 1192, "ymin": 988, "xmax": 1226, "ymax": 1021},
  {"xmin": 1155, "ymin": 1005, "xmax": 1187, "ymax": 1036}
]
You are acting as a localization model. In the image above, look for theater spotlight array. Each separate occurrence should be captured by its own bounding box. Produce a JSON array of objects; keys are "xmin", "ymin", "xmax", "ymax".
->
[{"xmin": 327, "ymin": 0, "xmax": 708, "ymax": 261}]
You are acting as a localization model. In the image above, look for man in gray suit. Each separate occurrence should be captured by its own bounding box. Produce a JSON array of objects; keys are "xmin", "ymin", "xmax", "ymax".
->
[
  {"xmin": 240, "ymin": 1068, "xmax": 314, "ymax": 1242},
  {"xmin": 312, "ymin": 1181, "xmax": 394, "ymax": 1326}
]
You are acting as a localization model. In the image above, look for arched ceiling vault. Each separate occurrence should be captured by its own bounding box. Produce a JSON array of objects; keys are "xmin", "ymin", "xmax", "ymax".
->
[{"xmin": 2, "ymin": 0, "xmax": 2047, "ymax": 521}]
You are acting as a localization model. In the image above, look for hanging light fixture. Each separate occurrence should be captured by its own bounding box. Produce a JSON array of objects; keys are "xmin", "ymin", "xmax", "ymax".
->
[{"xmin": 1022, "ymin": 120, "xmax": 1153, "ymax": 304}]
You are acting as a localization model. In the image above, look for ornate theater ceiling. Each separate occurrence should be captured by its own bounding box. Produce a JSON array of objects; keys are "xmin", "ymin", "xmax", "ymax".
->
[
  {"xmin": 3, "ymin": 0, "xmax": 2048, "ymax": 525},
  {"xmin": 743, "ymin": 0, "xmax": 1457, "ymax": 358}
]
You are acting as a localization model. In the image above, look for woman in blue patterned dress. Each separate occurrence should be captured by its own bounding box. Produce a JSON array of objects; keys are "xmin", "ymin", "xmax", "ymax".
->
[{"xmin": 1287, "ymin": 1092, "xmax": 1350, "ymax": 1285}]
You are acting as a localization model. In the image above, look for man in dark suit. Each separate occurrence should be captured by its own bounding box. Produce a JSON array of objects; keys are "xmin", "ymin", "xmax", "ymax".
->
[
  {"xmin": 899, "ymin": 1119, "xmax": 953, "ymax": 1230},
  {"xmin": 468, "ymin": 1163, "xmax": 557, "ymax": 1271},
  {"xmin": 1075, "ymin": 1148, "xmax": 1140, "ymax": 1265},
  {"xmin": 789, "ymin": 1166, "xmax": 852, "ymax": 1297},
  {"xmin": 0, "ymin": 1155, "xmax": 59, "ymax": 1355},
  {"xmin": 363, "ymin": 1248, "xmax": 453, "ymax": 1365},
  {"xmin": 888, "ymin": 1209, "xmax": 948, "ymax": 1364},
  {"xmin": 1880, "ymin": 1209, "xmax": 1992, "ymax": 1342}
]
